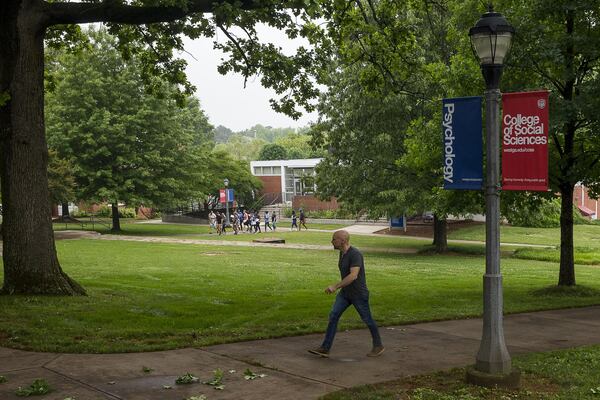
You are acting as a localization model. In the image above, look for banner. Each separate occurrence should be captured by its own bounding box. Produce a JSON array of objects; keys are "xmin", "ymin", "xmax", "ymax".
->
[
  {"xmin": 220, "ymin": 189, "xmax": 234, "ymax": 203},
  {"xmin": 226, "ymin": 189, "xmax": 234, "ymax": 202},
  {"xmin": 443, "ymin": 96, "xmax": 483, "ymax": 190},
  {"xmin": 502, "ymin": 91, "xmax": 549, "ymax": 191}
]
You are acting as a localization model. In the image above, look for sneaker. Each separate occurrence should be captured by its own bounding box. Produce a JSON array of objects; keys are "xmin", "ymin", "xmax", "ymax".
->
[
  {"xmin": 308, "ymin": 347, "xmax": 329, "ymax": 357},
  {"xmin": 367, "ymin": 346, "xmax": 385, "ymax": 357}
]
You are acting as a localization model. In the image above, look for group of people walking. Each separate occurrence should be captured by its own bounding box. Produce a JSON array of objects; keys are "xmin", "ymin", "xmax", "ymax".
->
[
  {"xmin": 208, "ymin": 208, "xmax": 308, "ymax": 235},
  {"xmin": 208, "ymin": 209, "xmax": 278, "ymax": 235}
]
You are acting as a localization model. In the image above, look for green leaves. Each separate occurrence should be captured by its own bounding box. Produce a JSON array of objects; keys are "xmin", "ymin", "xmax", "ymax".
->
[
  {"xmin": 175, "ymin": 373, "xmax": 199, "ymax": 384},
  {"xmin": 244, "ymin": 368, "xmax": 267, "ymax": 380},
  {"xmin": 203, "ymin": 368, "xmax": 224, "ymax": 390},
  {"xmin": 45, "ymin": 28, "xmax": 215, "ymax": 212},
  {"xmin": 15, "ymin": 379, "xmax": 51, "ymax": 397}
]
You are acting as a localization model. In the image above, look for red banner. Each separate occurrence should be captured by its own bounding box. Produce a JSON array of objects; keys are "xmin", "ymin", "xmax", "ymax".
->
[
  {"xmin": 219, "ymin": 189, "xmax": 226, "ymax": 203},
  {"xmin": 502, "ymin": 91, "xmax": 549, "ymax": 191}
]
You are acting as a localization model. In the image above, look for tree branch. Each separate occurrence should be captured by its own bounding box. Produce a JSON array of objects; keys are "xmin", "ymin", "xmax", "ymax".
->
[
  {"xmin": 217, "ymin": 24, "xmax": 255, "ymax": 87},
  {"xmin": 551, "ymin": 130, "xmax": 564, "ymax": 158},
  {"xmin": 43, "ymin": 0, "xmax": 257, "ymax": 27}
]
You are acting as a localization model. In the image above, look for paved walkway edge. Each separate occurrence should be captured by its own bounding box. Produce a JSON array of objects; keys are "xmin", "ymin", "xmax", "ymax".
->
[{"xmin": 2, "ymin": 306, "xmax": 600, "ymax": 400}]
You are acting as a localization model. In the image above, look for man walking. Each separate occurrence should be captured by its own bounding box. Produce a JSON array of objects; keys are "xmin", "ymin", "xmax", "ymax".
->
[
  {"xmin": 265, "ymin": 210, "xmax": 272, "ymax": 231},
  {"xmin": 208, "ymin": 210, "xmax": 217, "ymax": 234},
  {"xmin": 299, "ymin": 208, "xmax": 308, "ymax": 230},
  {"xmin": 309, "ymin": 230, "xmax": 384, "ymax": 358}
]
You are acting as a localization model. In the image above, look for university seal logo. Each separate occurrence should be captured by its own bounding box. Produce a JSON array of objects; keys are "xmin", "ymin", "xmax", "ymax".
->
[{"xmin": 537, "ymin": 98, "xmax": 546, "ymax": 109}]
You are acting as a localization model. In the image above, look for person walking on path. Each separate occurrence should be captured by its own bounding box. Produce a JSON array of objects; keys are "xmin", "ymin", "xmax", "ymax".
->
[
  {"xmin": 243, "ymin": 210, "xmax": 250, "ymax": 232},
  {"xmin": 220, "ymin": 212, "xmax": 228, "ymax": 235},
  {"xmin": 215, "ymin": 212, "xmax": 223, "ymax": 235},
  {"xmin": 232, "ymin": 212, "xmax": 239, "ymax": 235},
  {"xmin": 208, "ymin": 210, "xmax": 217, "ymax": 234},
  {"xmin": 254, "ymin": 212, "xmax": 262, "ymax": 233},
  {"xmin": 291, "ymin": 210, "xmax": 298, "ymax": 231},
  {"xmin": 271, "ymin": 212, "xmax": 277, "ymax": 231},
  {"xmin": 299, "ymin": 209, "xmax": 308, "ymax": 230},
  {"xmin": 309, "ymin": 230, "xmax": 384, "ymax": 358},
  {"xmin": 264, "ymin": 211, "xmax": 272, "ymax": 231}
]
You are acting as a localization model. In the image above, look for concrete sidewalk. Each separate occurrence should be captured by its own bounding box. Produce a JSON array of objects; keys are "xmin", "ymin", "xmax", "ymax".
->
[{"xmin": 2, "ymin": 306, "xmax": 600, "ymax": 400}]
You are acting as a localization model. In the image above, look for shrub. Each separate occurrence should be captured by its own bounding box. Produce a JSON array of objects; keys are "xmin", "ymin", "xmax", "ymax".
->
[
  {"xmin": 92, "ymin": 205, "xmax": 136, "ymax": 218},
  {"xmin": 282, "ymin": 207, "xmax": 357, "ymax": 219}
]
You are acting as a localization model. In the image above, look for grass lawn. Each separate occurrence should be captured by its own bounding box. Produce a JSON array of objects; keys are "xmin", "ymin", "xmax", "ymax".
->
[
  {"xmin": 322, "ymin": 344, "xmax": 600, "ymax": 399},
  {"xmin": 180, "ymin": 229, "xmax": 433, "ymax": 248},
  {"xmin": 449, "ymin": 223, "xmax": 600, "ymax": 248},
  {"xmin": 449, "ymin": 224, "xmax": 600, "ymax": 265},
  {"xmin": 53, "ymin": 221, "xmax": 433, "ymax": 249},
  {"xmin": 1, "ymin": 239, "xmax": 600, "ymax": 353},
  {"xmin": 54, "ymin": 221, "xmax": 212, "ymax": 236},
  {"xmin": 53, "ymin": 220, "xmax": 351, "ymax": 235}
]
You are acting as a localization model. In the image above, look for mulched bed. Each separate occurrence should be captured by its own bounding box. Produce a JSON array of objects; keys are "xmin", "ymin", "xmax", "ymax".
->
[{"xmin": 376, "ymin": 219, "xmax": 484, "ymax": 238}]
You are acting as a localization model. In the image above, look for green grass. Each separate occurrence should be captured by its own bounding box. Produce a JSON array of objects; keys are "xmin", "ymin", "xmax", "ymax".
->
[
  {"xmin": 1, "ymin": 239, "xmax": 600, "ymax": 353},
  {"xmin": 322, "ymin": 344, "xmax": 600, "ymax": 399},
  {"xmin": 513, "ymin": 246, "xmax": 600, "ymax": 265},
  {"xmin": 54, "ymin": 221, "xmax": 211, "ymax": 236},
  {"xmin": 447, "ymin": 224, "xmax": 600, "ymax": 264},
  {"xmin": 181, "ymin": 229, "xmax": 433, "ymax": 248},
  {"xmin": 54, "ymin": 220, "xmax": 350, "ymax": 236},
  {"xmin": 449, "ymin": 223, "xmax": 600, "ymax": 248}
]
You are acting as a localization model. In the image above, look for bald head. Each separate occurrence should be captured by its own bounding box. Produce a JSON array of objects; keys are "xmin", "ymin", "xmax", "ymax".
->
[
  {"xmin": 334, "ymin": 230, "xmax": 350, "ymax": 241},
  {"xmin": 331, "ymin": 230, "xmax": 350, "ymax": 250}
]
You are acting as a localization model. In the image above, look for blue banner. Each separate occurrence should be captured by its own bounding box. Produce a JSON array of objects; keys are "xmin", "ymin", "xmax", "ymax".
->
[
  {"xmin": 442, "ymin": 96, "xmax": 483, "ymax": 190},
  {"xmin": 226, "ymin": 189, "xmax": 234, "ymax": 202}
]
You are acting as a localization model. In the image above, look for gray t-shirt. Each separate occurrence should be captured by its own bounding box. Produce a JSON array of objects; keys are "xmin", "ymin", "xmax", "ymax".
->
[{"xmin": 339, "ymin": 246, "xmax": 369, "ymax": 299}]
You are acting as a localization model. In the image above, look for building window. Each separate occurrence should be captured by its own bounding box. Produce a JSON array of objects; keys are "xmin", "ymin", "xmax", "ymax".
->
[{"xmin": 253, "ymin": 165, "xmax": 282, "ymax": 176}]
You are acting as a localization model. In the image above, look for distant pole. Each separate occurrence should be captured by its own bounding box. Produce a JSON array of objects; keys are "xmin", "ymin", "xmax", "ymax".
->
[{"xmin": 224, "ymin": 178, "xmax": 230, "ymax": 226}]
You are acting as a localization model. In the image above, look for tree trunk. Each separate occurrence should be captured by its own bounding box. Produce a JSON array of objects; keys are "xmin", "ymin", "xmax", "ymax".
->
[
  {"xmin": 61, "ymin": 203, "xmax": 69, "ymax": 217},
  {"xmin": 432, "ymin": 214, "xmax": 448, "ymax": 253},
  {"xmin": 111, "ymin": 202, "xmax": 121, "ymax": 232},
  {"xmin": 558, "ymin": 183, "xmax": 576, "ymax": 286},
  {"xmin": 557, "ymin": 8, "xmax": 576, "ymax": 287},
  {"xmin": 0, "ymin": 1, "xmax": 85, "ymax": 295}
]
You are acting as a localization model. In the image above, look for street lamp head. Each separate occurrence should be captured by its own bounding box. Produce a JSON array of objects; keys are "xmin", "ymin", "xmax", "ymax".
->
[
  {"xmin": 469, "ymin": 5, "xmax": 514, "ymax": 66},
  {"xmin": 469, "ymin": 4, "xmax": 514, "ymax": 88},
  {"xmin": 224, "ymin": 178, "xmax": 229, "ymax": 187}
]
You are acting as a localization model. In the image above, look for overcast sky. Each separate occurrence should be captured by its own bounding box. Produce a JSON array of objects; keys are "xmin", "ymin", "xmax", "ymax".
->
[{"xmin": 180, "ymin": 26, "xmax": 318, "ymax": 132}]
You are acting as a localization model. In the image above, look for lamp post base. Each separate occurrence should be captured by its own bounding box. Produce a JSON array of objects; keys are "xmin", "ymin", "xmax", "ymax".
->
[{"xmin": 466, "ymin": 367, "xmax": 521, "ymax": 389}]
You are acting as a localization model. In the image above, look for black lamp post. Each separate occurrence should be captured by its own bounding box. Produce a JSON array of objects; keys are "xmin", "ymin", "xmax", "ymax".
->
[{"xmin": 466, "ymin": 4, "xmax": 520, "ymax": 387}]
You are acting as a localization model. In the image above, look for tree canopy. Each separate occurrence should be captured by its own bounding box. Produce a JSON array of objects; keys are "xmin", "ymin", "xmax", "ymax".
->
[
  {"xmin": 497, "ymin": 0, "xmax": 600, "ymax": 285},
  {"xmin": 45, "ymin": 29, "xmax": 215, "ymax": 230},
  {"xmin": 258, "ymin": 143, "xmax": 288, "ymax": 160},
  {"xmin": 2, "ymin": 0, "xmax": 329, "ymax": 294},
  {"xmin": 311, "ymin": 0, "xmax": 484, "ymax": 251}
]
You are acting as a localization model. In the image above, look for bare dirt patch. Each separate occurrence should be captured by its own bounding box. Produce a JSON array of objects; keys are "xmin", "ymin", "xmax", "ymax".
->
[{"xmin": 324, "ymin": 368, "xmax": 561, "ymax": 399}]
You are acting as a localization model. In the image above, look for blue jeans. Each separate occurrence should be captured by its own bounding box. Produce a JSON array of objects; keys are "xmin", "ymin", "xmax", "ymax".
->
[{"xmin": 321, "ymin": 292, "xmax": 382, "ymax": 351}]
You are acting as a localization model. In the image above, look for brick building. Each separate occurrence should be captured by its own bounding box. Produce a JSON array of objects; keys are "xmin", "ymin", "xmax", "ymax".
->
[
  {"xmin": 574, "ymin": 183, "xmax": 598, "ymax": 220},
  {"xmin": 249, "ymin": 158, "xmax": 338, "ymax": 210}
]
